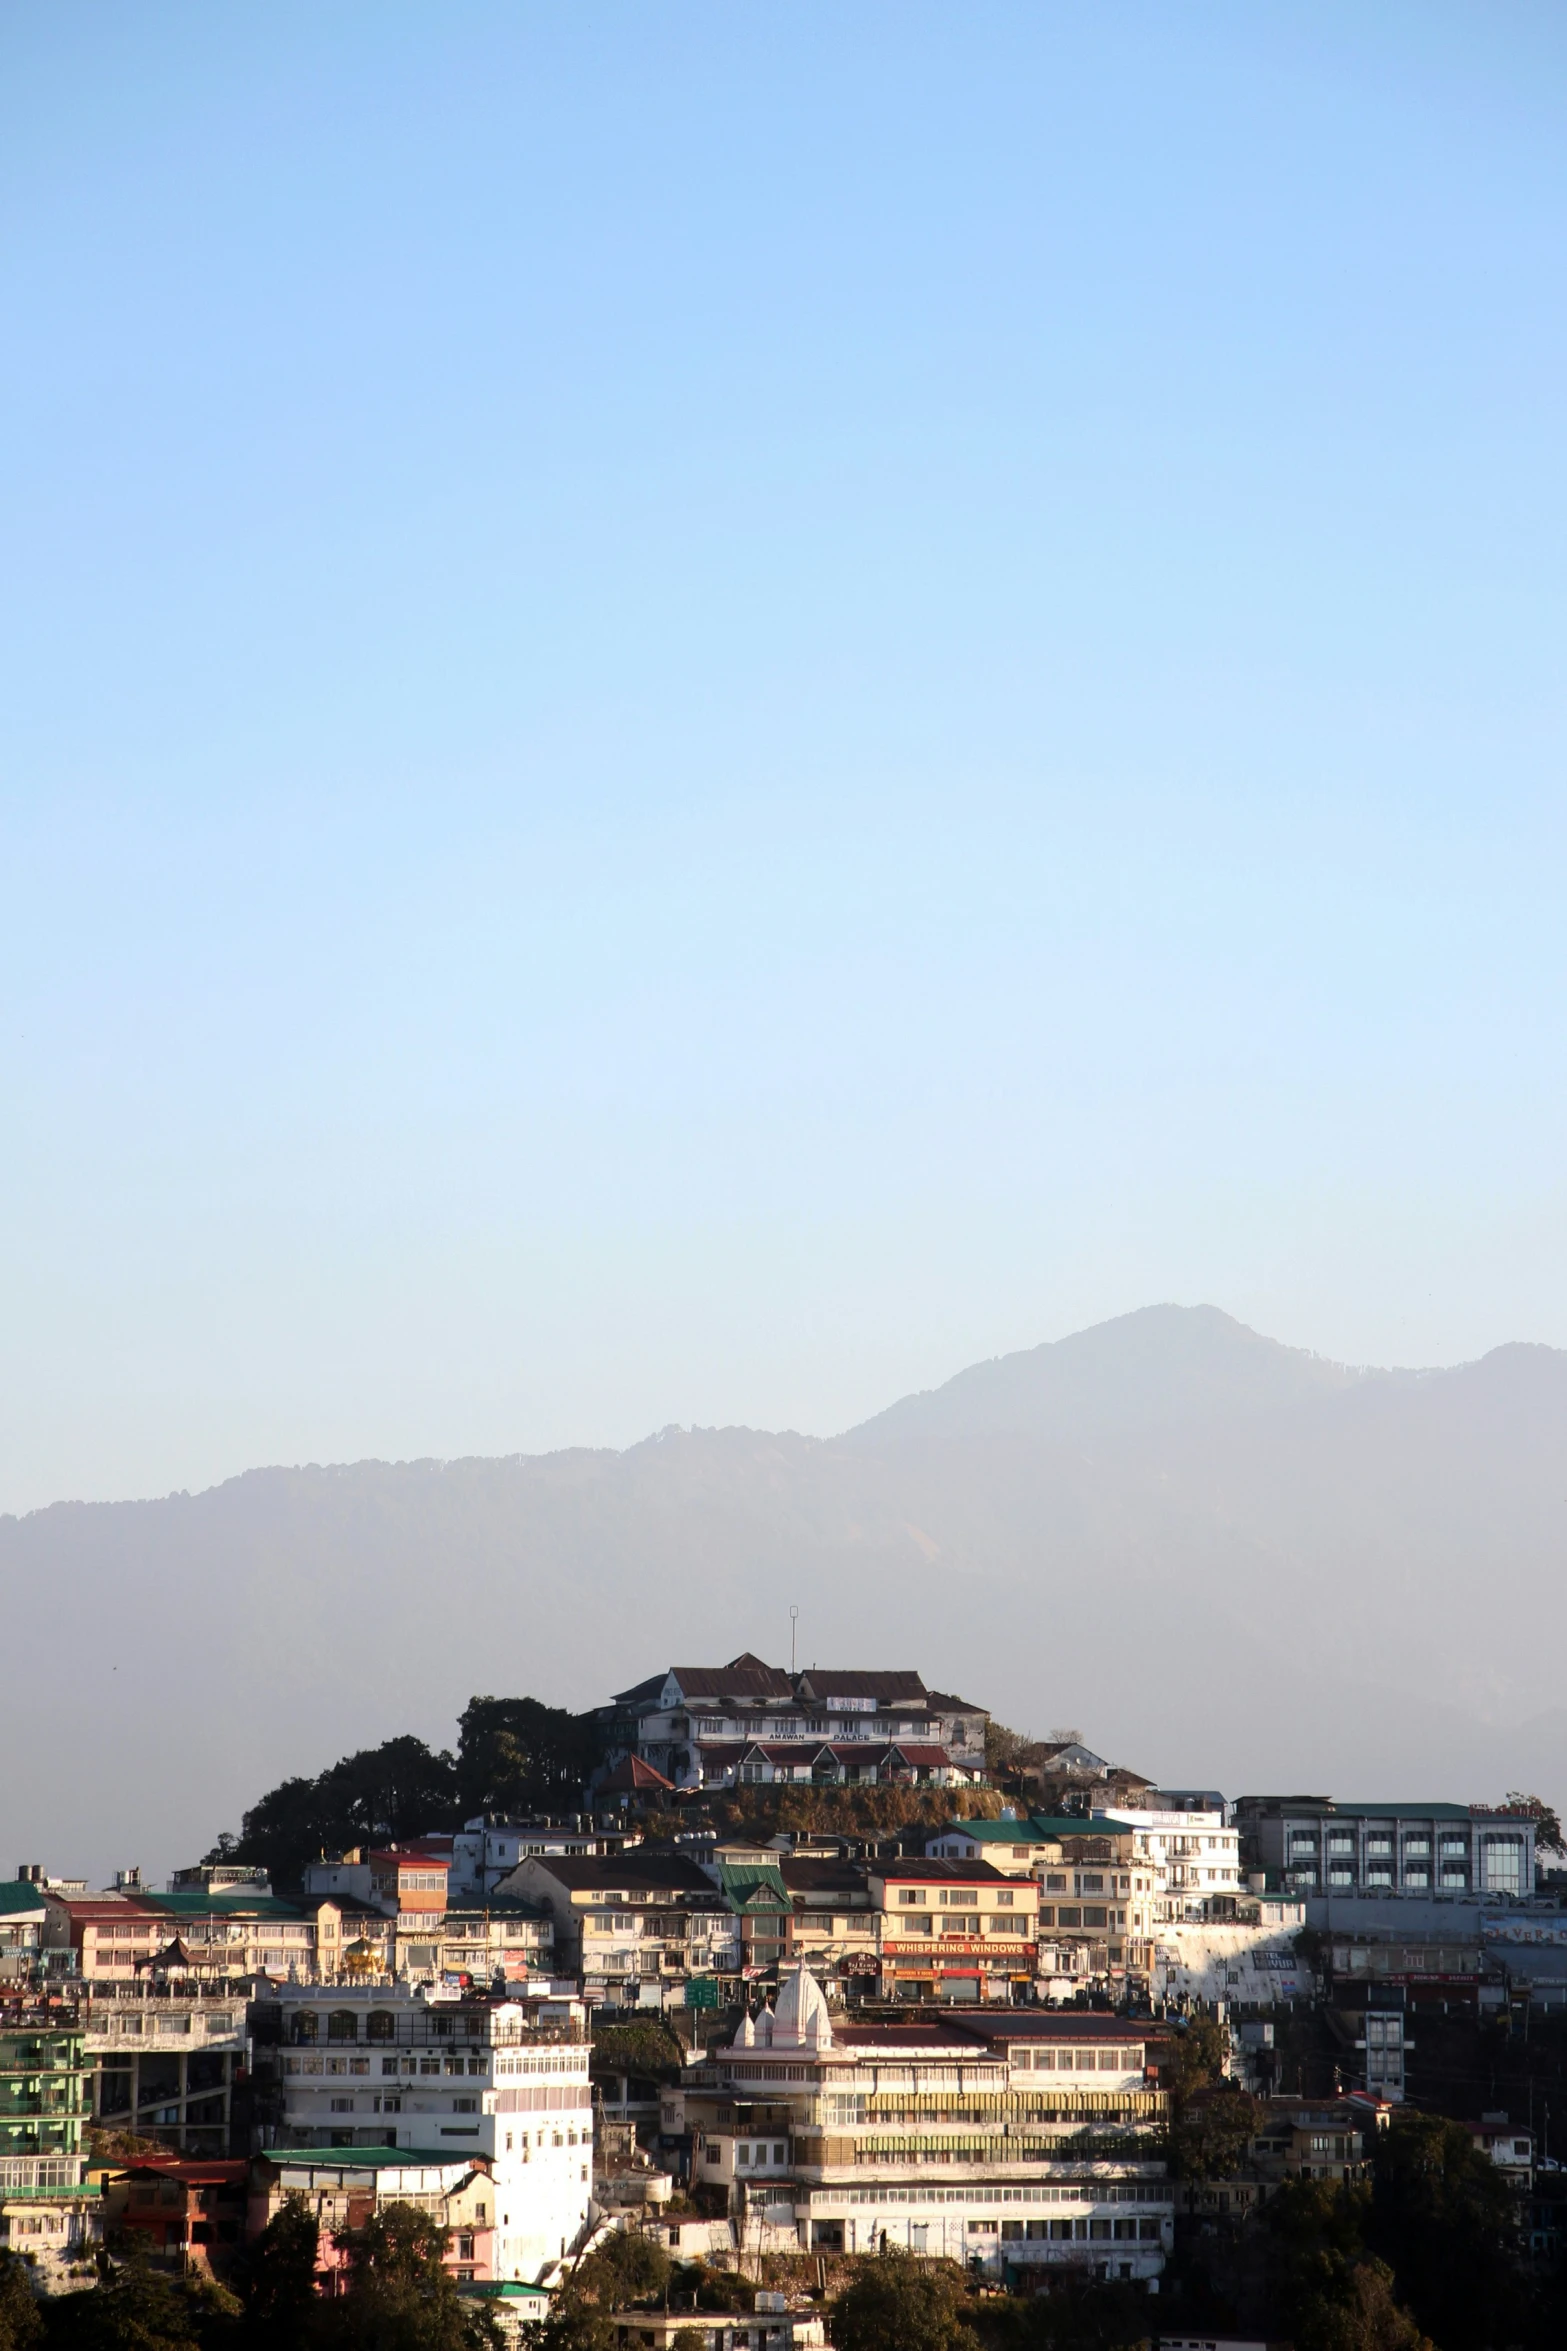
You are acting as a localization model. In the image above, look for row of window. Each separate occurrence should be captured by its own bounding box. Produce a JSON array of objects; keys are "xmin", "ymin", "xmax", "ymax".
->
[
  {"xmin": 896, "ymin": 1889, "xmax": 1017, "ymax": 1908},
  {"xmin": 969, "ymin": 2216, "xmax": 1163, "ymax": 2241},
  {"xmin": 326, "ymin": 2094, "xmax": 481, "ymax": 2114},
  {"xmin": 284, "ymin": 2054, "xmax": 489, "ymax": 2077}
]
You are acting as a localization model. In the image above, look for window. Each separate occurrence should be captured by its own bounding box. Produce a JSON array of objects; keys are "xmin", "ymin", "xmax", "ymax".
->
[
  {"xmin": 327, "ymin": 2012, "xmax": 359, "ymax": 2044},
  {"xmin": 1481, "ymin": 1839, "xmax": 1525, "ymax": 1896},
  {"xmin": 996, "ymin": 1890, "xmax": 1015, "ymax": 1907},
  {"xmin": 1031, "ymin": 2049, "xmax": 1055, "ymax": 2070},
  {"xmin": 898, "ymin": 1888, "xmax": 927, "ymax": 1906},
  {"xmin": 1044, "ymin": 1874, "xmax": 1067, "ymax": 1893},
  {"xmin": 367, "ymin": 2012, "xmax": 396, "ymax": 2043},
  {"xmin": 1057, "ymin": 1907, "xmax": 1082, "ymax": 1928},
  {"xmin": 381, "ymin": 2057, "xmax": 400, "ymax": 2076},
  {"xmin": 1078, "ymin": 1874, "xmax": 1105, "ymax": 1894},
  {"xmin": 330, "ymin": 2097, "xmax": 355, "ymax": 2112}
]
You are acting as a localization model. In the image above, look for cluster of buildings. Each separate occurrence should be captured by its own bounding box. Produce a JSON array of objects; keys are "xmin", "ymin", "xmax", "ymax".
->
[{"xmin": 1, "ymin": 1651, "xmax": 1561, "ymax": 2322}]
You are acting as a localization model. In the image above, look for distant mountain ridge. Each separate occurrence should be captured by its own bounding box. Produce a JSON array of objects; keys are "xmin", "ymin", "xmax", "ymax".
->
[
  {"xmin": 4, "ymin": 1303, "xmax": 1565, "ymax": 1882},
  {"xmin": 843, "ymin": 1303, "xmax": 1385, "ymax": 1444}
]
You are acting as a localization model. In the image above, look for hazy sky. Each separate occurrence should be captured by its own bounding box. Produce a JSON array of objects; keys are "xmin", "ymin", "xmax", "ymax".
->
[{"xmin": 4, "ymin": 3, "xmax": 1567, "ymax": 1516}]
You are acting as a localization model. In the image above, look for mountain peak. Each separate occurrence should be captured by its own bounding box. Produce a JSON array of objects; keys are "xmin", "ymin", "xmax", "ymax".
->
[{"xmin": 842, "ymin": 1302, "xmax": 1366, "ymax": 1447}]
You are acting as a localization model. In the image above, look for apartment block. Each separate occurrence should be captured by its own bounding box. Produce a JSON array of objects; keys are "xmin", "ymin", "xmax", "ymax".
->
[
  {"xmin": 260, "ymin": 1982, "xmax": 593, "ymax": 2282},
  {"xmin": 666, "ymin": 1968, "xmax": 1170, "ymax": 2282},
  {"xmin": 1234, "ymin": 1798, "xmax": 1537, "ymax": 1901}
]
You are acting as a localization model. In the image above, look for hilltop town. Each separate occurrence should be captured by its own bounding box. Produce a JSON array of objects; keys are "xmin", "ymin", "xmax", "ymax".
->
[{"xmin": 3, "ymin": 1653, "xmax": 1564, "ymax": 2347}]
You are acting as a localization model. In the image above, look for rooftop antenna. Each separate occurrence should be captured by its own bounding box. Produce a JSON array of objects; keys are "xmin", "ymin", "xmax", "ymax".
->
[{"xmin": 790, "ymin": 1605, "xmax": 799, "ymax": 1676}]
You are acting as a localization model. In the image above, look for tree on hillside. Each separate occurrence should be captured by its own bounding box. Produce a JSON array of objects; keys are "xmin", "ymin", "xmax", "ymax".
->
[
  {"xmin": 314, "ymin": 2203, "xmax": 498, "ymax": 2350},
  {"xmin": 1159, "ymin": 2012, "xmax": 1230, "ymax": 2100},
  {"xmin": 992, "ymin": 2276, "xmax": 1155, "ymax": 2349},
  {"xmin": 1366, "ymin": 2110, "xmax": 1523, "ymax": 2351},
  {"xmin": 565, "ymin": 2233, "xmax": 671, "ymax": 2308},
  {"xmin": 208, "ymin": 1739, "xmax": 460, "ymax": 1892},
  {"xmin": 983, "ymin": 1721, "xmax": 1035, "ymax": 1776},
  {"xmin": 533, "ymin": 2235, "xmax": 672, "ymax": 2351},
  {"xmin": 236, "ymin": 2194, "xmax": 321, "ymax": 2348},
  {"xmin": 455, "ymin": 1697, "xmax": 604, "ymax": 1817},
  {"xmin": 1169, "ymin": 2085, "xmax": 1260, "ymax": 2181},
  {"xmin": 830, "ymin": 2253, "xmax": 977, "ymax": 2351},
  {"xmin": 41, "ymin": 2240, "xmax": 239, "ymax": 2349},
  {"xmin": 0, "ymin": 2252, "xmax": 43, "ymax": 2351},
  {"xmin": 589, "ymin": 2017, "xmax": 686, "ymax": 2085}
]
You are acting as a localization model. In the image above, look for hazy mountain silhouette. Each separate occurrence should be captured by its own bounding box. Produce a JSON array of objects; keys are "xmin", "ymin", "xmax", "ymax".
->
[{"xmin": 4, "ymin": 1305, "xmax": 1564, "ymax": 1882}]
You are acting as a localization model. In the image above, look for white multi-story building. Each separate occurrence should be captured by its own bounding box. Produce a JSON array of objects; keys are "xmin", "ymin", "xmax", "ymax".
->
[
  {"xmin": 1100, "ymin": 1808, "xmax": 1243, "ymax": 1921},
  {"xmin": 449, "ymin": 1820, "xmax": 644, "ymax": 1904},
  {"xmin": 666, "ymin": 1967, "xmax": 1171, "ymax": 2285},
  {"xmin": 265, "ymin": 1983, "xmax": 592, "ymax": 2282}
]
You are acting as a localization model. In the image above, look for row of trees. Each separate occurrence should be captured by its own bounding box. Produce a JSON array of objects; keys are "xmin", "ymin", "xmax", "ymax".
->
[
  {"xmin": 0, "ymin": 2202, "xmax": 499, "ymax": 2351},
  {"xmin": 205, "ymin": 1696, "xmax": 607, "ymax": 1893}
]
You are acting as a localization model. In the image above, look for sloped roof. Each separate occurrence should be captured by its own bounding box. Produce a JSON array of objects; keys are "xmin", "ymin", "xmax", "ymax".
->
[
  {"xmin": 1032, "ymin": 1814, "xmax": 1129, "ymax": 1839},
  {"xmin": 143, "ymin": 1890, "xmax": 304, "ymax": 1920},
  {"xmin": 797, "ymin": 1671, "xmax": 927, "ymax": 1703},
  {"xmin": 0, "ymin": 1883, "xmax": 49, "ymax": 1919},
  {"xmin": 717, "ymin": 1863, "xmax": 790, "ymax": 1910},
  {"xmin": 930, "ymin": 1819, "xmax": 1053, "ymax": 1846},
  {"xmin": 598, "ymin": 1755, "xmax": 675, "ymax": 1794},
  {"xmin": 668, "ymin": 1658, "xmax": 793, "ymax": 1701},
  {"xmin": 875, "ymin": 1857, "xmax": 1010, "ymax": 1884},
  {"xmin": 259, "ymin": 2146, "xmax": 479, "ymax": 2176},
  {"xmin": 513, "ymin": 1855, "xmax": 712, "ymax": 1894}
]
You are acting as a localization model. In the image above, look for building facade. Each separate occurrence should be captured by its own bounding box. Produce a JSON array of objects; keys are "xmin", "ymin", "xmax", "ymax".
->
[
  {"xmin": 666, "ymin": 1969, "xmax": 1170, "ymax": 2282},
  {"xmin": 0, "ymin": 2005, "xmax": 97, "ymax": 2291},
  {"xmin": 260, "ymin": 1982, "xmax": 592, "ymax": 2282},
  {"xmin": 599, "ymin": 1659, "xmax": 988, "ymax": 1794},
  {"xmin": 1234, "ymin": 1799, "xmax": 1538, "ymax": 1901}
]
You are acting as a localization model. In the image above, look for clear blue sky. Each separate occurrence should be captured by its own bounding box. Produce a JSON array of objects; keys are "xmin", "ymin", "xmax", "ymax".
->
[{"xmin": 3, "ymin": 3, "xmax": 1566, "ymax": 1513}]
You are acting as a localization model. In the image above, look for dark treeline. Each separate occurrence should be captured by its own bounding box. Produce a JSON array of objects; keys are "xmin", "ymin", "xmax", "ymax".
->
[{"xmin": 205, "ymin": 1697, "xmax": 606, "ymax": 1895}]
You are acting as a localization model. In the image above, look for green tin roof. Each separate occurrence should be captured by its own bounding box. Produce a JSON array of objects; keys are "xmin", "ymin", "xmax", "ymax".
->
[
  {"xmin": 142, "ymin": 1890, "xmax": 303, "ymax": 1919},
  {"xmin": 0, "ymin": 1884, "xmax": 49, "ymax": 1918},
  {"xmin": 458, "ymin": 2282, "xmax": 551, "ymax": 2304},
  {"xmin": 935, "ymin": 1819, "xmax": 1052, "ymax": 1844},
  {"xmin": 717, "ymin": 1863, "xmax": 789, "ymax": 1912},
  {"xmin": 0, "ymin": 2184, "xmax": 99, "ymax": 2201},
  {"xmin": 262, "ymin": 2145, "xmax": 476, "ymax": 2171}
]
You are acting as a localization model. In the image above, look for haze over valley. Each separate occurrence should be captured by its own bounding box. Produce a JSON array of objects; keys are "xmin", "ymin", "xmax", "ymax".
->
[{"xmin": 6, "ymin": 1303, "xmax": 1563, "ymax": 1885}]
